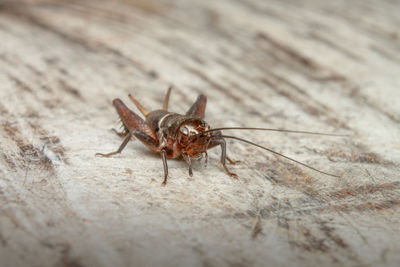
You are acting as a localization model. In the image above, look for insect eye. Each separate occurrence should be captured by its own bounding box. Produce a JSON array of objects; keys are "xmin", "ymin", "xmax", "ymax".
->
[{"xmin": 180, "ymin": 127, "xmax": 189, "ymax": 136}]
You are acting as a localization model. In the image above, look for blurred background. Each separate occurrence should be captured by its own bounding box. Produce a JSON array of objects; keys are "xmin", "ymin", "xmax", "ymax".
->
[{"xmin": 0, "ymin": 0, "xmax": 399, "ymax": 266}]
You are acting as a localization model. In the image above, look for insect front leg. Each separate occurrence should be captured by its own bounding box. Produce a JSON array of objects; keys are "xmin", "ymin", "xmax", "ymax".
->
[
  {"xmin": 182, "ymin": 154, "xmax": 193, "ymax": 177},
  {"xmin": 210, "ymin": 138, "xmax": 238, "ymax": 179},
  {"xmin": 203, "ymin": 151, "xmax": 208, "ymax": 167},
  {"xmin": 161, "ymin": 149, "xmax": 169, "ymax": 186},
  {"xmin": 130, "ymin": 131, "xmax": 170, "ymax": 186}
]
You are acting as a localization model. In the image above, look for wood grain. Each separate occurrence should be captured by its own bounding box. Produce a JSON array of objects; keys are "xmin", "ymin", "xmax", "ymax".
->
[{"xmin": 0, "ymin": 0, "xmax": 399, "ymax": 266}]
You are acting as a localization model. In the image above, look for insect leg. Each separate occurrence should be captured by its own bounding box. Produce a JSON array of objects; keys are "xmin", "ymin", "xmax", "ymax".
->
[
  {"xmin": 113, "ymin": 99, "xmax": 156, "ymax": 139},
  {"xmin": 128, "ymin": 94, "xmax": 149, "ymax": 116},
  {"xmin": 131, "ymin": 130, "xmax": 159, "ymax": 150},
  {"xmin": 111, "ymin": 128, "xmax": 128, "ymax": 137},
  {"xmin": 163, "ymin": 86, "xmax": 172, "ymax": 111},
  {"xmin": 226, "ymin": 156, "xmax": 241, "ymax": 165},
  {"xmin": 96, "ymin": 129, "xmax": 159, "ymax": 157},
  {"xmin": 128, "ymin": 131, "xmax": 169, "ymax": 185},
  {"xmin": 208, "ymin": 134, "xmax": 238, "ymax": 165},
  {"xmin": 186, "ymin": 94, "xmax": 207, "ymax": 119},
  {"xmin": 161, "ymin": 149, "xmax": 169, "ymax": 186},
  {"xmin": 182, "ymin": 154, "xmax": 193, "ymax": 177},
  {"xmin": 95, "ymin": 131, "xmax": 133, "ymax": 157},
  {"xmin": 211, "ymin": 138, "xmax": 238, "ymax": 178}
]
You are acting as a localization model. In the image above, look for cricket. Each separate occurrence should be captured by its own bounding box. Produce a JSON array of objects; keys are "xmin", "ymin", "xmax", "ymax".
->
[{"xmin": 96, "ymin": 87, "xmax": 343, "ymax": 185}]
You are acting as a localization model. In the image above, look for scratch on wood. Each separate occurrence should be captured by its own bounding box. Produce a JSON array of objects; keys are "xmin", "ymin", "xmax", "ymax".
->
[
  {"xmin": 60, "ymin": 244, "xmax": 85, "ymax": 267},
  {"xmin": 348, "ymin": 87, "xmax": 400, "ymax": 124},
  {"xmin": 309, "ymin": 146, "xmax": 395, "ymax": 166},
  {"xmin": 58, "ymin": 79, "xmax": 83, "ymax": 100},
  {"xmin": 255, "ymin": 32, "xmax": 346, "ymax": 82},
  {"xmin": 328, "ymin": 182, "xmax": 400, "ymax": 200},
  {"xmin": 290, "ymin": 228, "xmax": 329, "ymax": 253},
  {"xmin": 184, "ymin": 65, "xmax": 242, "ymax": 103},
  {"xmin": 2, "ymin": 121, "xmax": 55, "ymax": 173},
  {"xmin": 318, "ymin": 220, "xmax": 348, "ymax": 249},
  {"xmin": 28, "ymin": 121, "xmax": 68, "ymax": 163},
  {"xmin": 309, "ymin": 32, "xmax": 364, "ymax": 62},
  {"xmin": 8, "ymin": 74, "xmax": 33, "ymax": 93},
  {"xmin": 1, "ymin": 152, "xmax": 17, "ymax": 170},
  {"xmin": 260, "ymin": 74, "xmax": 349, "ymax": 129},
  {"xmin": 3, "ymin": 6, "xmax": 156, "ymax": 78},
  {"xmin": 251, "ymin": 210, "xmax": 263, "ymax": 239}
]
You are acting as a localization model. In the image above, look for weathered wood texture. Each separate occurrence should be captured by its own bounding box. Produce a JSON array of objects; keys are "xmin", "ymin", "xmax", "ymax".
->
[{"xmin": 1, "ymin": 0, "xmax": 399, "ymax": 266}]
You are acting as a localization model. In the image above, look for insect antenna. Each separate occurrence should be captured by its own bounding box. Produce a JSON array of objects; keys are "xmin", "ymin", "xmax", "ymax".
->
[
  {"xmin": 219, "ymin": 134, "xmax": 341, "ymax": 178},
  {"xmin": 204, "ymin": 127, "xmax": 347, "ymax": 137}
]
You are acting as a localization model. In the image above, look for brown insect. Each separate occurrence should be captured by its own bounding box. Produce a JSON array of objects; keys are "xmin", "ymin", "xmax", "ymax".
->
[{"xmin": 96, "ymin": 87, "xmax": 342, "ymax": 185}]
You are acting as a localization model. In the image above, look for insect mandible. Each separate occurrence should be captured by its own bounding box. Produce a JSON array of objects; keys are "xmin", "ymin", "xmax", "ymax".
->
[{"xmin": 96, "ymin": 87, "xmax": 342, "ymax": 185}]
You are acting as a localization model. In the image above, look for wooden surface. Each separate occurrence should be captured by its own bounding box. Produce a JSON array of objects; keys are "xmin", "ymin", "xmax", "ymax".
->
[{"xmin": 1, "ymin": 0, "xmax": 399, "ymax": 266}]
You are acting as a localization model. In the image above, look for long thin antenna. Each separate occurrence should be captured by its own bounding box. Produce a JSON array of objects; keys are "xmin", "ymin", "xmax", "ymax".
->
[
  {"xmin": 204, "ymin": 127, "xmax": 347, "ymax": 137},
  {"xmin": 220, "ymin": 134, "xmax": 341, "ymax": 178}
]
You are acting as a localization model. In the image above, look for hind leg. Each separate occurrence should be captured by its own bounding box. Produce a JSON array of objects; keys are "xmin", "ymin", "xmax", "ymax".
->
[
  {"xmin": 113, "ymin": 98, "xmax": 156, "ymax": 138},
  {"xmin": 163, "ymin": 86, "xmax": 173, "ymax": 111},
  {"xmin": 96, "ymin": 131, "xmax": 133, "ymax": 157},
  {"xmin": 186, "ymin": 94, "xmax": 207, "ymax": 119},
  {"xmin": 111, "ymin": 128, "xmax": 128, "ymax": 138},
  {"xmin": 96, "ymin": 98, "xmax": 157, "ymax": 156},
  {"xmin": 96, "ymin": 129, "xmax": 159, "ymax": 157}
]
